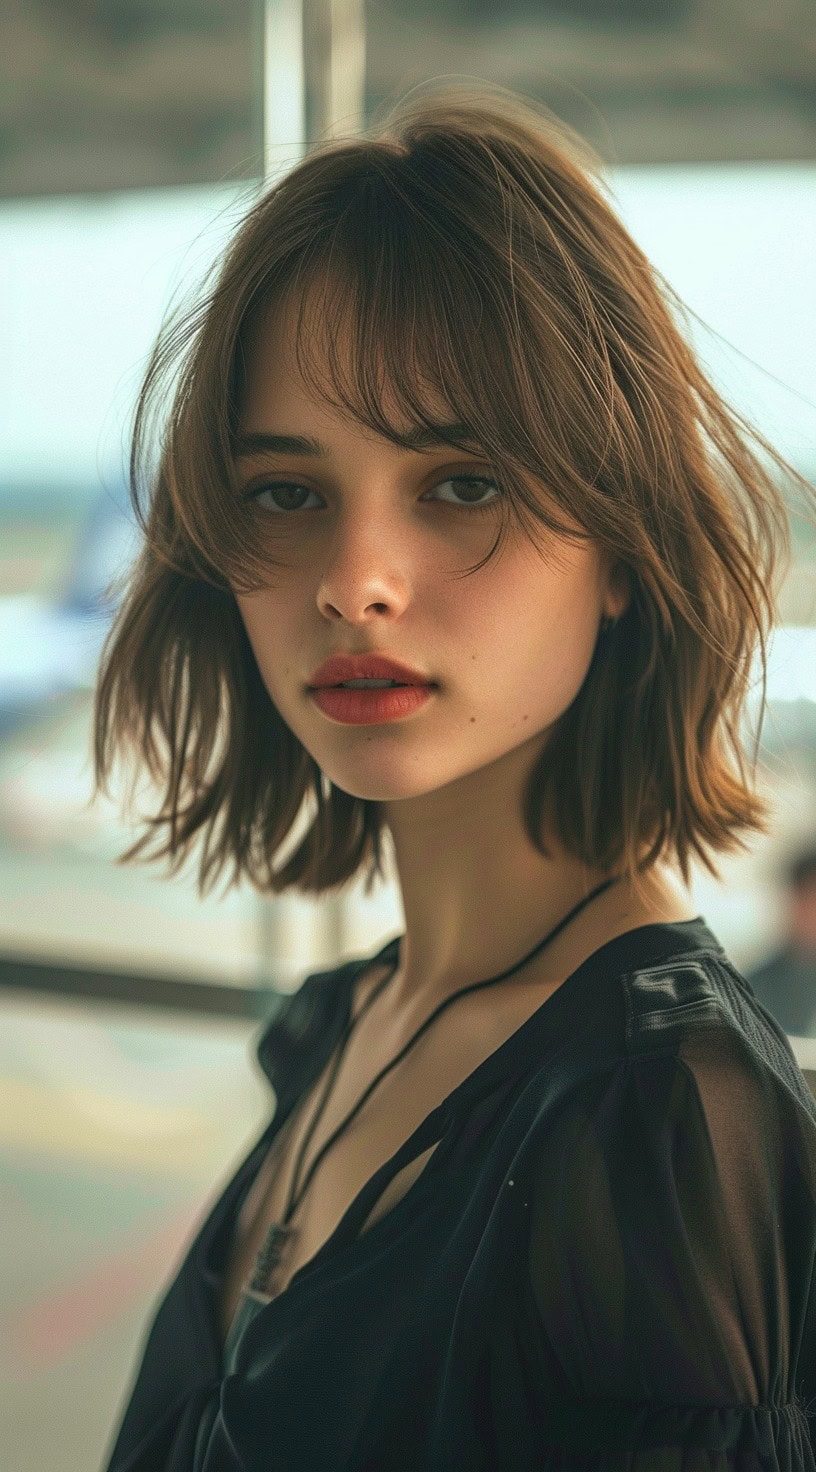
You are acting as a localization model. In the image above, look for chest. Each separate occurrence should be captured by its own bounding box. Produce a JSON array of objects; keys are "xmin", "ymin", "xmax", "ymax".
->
[
  {"xmin": 216, "ymin": 878, "xmax": 696, "ymax": 1348},
  {"xmin": 216, "ymin": 970, "xmax": 552, "ymax": 1347}
]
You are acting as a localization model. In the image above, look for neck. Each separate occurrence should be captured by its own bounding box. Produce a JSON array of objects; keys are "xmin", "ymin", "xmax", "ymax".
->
[{"xmin": 381, "ymin": 734, "xmax": 683, "ymax": 1017}]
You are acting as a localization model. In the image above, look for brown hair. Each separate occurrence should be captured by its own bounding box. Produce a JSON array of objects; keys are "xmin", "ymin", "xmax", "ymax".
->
[{"xmin": 89, "ymin": 81, "xmax": 815, "ymax": 904}]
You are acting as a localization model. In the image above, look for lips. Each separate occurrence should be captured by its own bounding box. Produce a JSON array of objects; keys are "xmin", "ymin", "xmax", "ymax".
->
[{"xmin": 308, "ymin": 652, "xmax": 433, "ymax": 689}]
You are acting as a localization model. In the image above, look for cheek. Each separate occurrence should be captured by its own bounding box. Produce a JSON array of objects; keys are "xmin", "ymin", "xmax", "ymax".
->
[
  {"xmin": 452, "ymin": 554, "xmax": 586, "ymax": 657},
  {"xmin": 480, "ymin": 580, "xmax": 600, "ymax": 713}
]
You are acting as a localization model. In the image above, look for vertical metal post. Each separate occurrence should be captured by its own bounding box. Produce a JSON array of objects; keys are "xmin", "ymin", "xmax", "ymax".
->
[
  {"xmin": 253, "ymin": 0, "xmax": 308, "ymax": 992},
  {"xmin": 303, "ymin": 0, "xmax": 367, "ymax": 148},
  {"xmin": 261, "ymin": 0, "xmax": 307, "ymax": 185}
]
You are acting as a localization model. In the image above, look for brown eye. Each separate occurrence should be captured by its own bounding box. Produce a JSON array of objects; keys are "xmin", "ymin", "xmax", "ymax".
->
[
  {"xmin": 424, "ymin": 476, "xmax": 501, "ymax": 510},
  {"xmin": 244, "ymin": 474, "xmax": 502, "ymax": 514},
  {"xmin": 246, "ymin": 482, "xmax": 319, "ymax": 513}
]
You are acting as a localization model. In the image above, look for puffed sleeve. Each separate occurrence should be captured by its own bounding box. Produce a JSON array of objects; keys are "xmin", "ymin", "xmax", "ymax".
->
[{"xmin": 526, "ymin": 1026, "xmax": 816, "ymax": 1468}]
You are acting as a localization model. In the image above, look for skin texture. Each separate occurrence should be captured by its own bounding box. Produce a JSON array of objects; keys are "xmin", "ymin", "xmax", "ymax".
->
[{"xmin": 232, "ymin": 293, "xmax": 694, "ymax": 1024}]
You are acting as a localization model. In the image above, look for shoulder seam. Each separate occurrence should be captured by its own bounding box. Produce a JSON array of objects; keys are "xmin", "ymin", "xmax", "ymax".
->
[{"xmin": 621, "ymin": 948, "xmax": 731, "ymax": 1053}]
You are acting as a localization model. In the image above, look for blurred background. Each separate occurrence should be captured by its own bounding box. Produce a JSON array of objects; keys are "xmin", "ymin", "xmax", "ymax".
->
[{"xmin": 2, "ymin": 2, "xmax": 816, "ymax": 1468}]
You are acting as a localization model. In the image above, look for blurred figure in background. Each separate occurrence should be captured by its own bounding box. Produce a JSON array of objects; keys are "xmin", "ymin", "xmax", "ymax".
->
[{"xmin": 746, "ymin": 842, "xmax": 816, "ymax": 1038}]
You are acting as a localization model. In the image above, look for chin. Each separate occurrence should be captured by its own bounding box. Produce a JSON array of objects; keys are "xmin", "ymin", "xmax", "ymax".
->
[{"xmin": 322, "ymin": 771, "xmax": 437, "ymax": 803}]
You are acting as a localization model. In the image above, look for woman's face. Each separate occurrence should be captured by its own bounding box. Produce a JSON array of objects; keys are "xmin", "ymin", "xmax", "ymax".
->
[{"xmin": 231, "ymin": 296, "xmax": 628, "ymax": 804}]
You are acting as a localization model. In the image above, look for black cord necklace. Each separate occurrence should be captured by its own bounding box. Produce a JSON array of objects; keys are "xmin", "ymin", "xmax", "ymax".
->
[{"xmin": 228, "ymin": 872, "xmax": 622, "ymax": 1344}]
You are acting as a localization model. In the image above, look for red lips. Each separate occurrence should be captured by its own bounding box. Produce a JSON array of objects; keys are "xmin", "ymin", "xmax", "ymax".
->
[{"xmin": 307, "ymin": 652, "xmax": 433, "ymax": 688}]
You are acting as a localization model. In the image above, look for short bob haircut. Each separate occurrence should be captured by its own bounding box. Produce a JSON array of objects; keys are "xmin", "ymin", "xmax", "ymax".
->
[{"xmin": 90, "ymin": 81, "xmax": 814, "ymax": 905}]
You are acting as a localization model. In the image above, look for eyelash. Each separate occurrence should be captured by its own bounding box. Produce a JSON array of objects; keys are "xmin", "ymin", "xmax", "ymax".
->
[{"xmin": 244, "ymin": 475, "xmax": 502, "ymax": 516}]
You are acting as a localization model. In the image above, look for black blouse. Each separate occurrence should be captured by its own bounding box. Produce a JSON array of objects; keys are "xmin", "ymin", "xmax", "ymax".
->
[{"xmin": 100, "ymin": 918, "xmax": 816, "ymax": 1470}]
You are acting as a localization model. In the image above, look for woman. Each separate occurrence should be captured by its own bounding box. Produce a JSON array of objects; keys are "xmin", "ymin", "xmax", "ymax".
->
[{"xmin": 94, "ymin": 83, "xmax": 816, "ymax": 1469}]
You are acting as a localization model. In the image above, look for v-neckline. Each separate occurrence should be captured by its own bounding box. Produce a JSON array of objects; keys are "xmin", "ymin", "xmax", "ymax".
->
[{"xmin": 210, "ymin": 915, "xmax": 720, "ymax": 1362}]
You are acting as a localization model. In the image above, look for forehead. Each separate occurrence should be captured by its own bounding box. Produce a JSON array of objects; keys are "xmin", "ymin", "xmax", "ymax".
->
[
  {"xmin": 241, "ymin": 295, "xmax": 308, "ymax": 403},
  {"xmin": 239, "ymin": 285, "xmax": 456, "ymax": 437}
]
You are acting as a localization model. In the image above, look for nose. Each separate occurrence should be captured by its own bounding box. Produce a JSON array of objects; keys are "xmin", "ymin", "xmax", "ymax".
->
[{"xmin": 315, "ymin": 528, "xmax": 412, "ymax": 624}]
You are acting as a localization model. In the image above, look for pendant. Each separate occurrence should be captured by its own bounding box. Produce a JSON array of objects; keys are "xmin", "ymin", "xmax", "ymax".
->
[{"xmin": 248, "ymin": 1220, "xmax": 298, "ymax": 1296}]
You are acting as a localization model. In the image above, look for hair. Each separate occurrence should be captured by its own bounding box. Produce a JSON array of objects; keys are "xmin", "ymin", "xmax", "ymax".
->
[{"xmin": 89, "ymin": 80, "xmax": 815, "ymax": 906}]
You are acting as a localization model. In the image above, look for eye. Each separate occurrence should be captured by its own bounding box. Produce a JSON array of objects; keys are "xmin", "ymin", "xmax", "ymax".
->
[
  {"xmin": 244, "ymin": 475, "xmax": 502, "ymax": 514},
  {"xmin": 425, "ymin": 476, "xmax": 502, "ymax": 510},
  {"xmin": 245, "ymin": 482, "xmax": 322, "ymax": 513}
]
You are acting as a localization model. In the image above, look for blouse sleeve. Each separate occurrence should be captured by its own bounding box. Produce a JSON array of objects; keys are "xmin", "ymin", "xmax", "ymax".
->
[{"xmin": 525, "ymin": 1026, "xmax": 816, "ymax": 1468}]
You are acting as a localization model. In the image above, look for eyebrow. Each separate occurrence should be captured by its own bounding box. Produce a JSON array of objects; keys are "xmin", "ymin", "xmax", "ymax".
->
[{"xmin": 233, "ymin": 422, "xmax": 481, "ymax": 460}]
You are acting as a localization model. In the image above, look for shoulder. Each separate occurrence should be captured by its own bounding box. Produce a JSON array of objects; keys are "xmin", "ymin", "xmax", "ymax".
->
[
  {"xmin": 621, "ymin": 948, "xmax": 816, "ymax": 1124},
  {"xmin": 515, "ymin": 948, "xmax": 816, "ymax": 1270},
  {"xmin": 621, "ymin": 947, "xmax": 732, "ymax": 1042},
  {"xmin": 509, "ymin": 945, "xmax": 816, "ymax": 1180},
  {"xmin": 522, "ymin": 951, "xmax": 816, "ymax": 1420}
]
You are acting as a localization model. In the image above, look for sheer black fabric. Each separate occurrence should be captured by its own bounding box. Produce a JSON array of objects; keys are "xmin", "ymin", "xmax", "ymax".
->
[{"xmin": 100, "ymin": 920, "xmax": 816, "ymax": 1471}]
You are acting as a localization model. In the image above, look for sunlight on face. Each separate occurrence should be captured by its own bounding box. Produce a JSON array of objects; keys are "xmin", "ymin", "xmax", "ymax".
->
[{"xmin": 231, "ymin": 294, "xmax": 626, "ymax": 803}]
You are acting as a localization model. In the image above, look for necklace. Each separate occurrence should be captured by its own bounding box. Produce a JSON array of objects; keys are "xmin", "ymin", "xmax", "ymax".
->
[{"xmin": 233, "ymin": 874, "xmax": 622, "ymax": 1322}]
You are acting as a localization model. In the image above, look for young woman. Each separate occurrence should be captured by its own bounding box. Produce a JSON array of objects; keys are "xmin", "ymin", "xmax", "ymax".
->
[{"xmin": 95, "ymin": 84, "xmax": 816, "ymax": 1470}]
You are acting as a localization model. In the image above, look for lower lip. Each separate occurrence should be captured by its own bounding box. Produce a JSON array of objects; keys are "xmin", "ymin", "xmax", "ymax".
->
[{"xmin": 309, "ymin": 684, "xmax": 435, "ymax": 724}]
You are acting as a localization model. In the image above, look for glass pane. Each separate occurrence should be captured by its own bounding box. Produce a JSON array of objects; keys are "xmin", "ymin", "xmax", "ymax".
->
[
  {"xmin": 0, "ymin": 0, "xmax": 263, "ymax": 198},
  {"xmin": 0, "ymin": 185, "xmax": 281, "ymax": 987},
  {"xmin": 599, "ymin": 171, "xmax": 816, "ymax": 1043},
  {"xmin": 1, "ymin": 14, "xmax": 815, "ymax": 1471},
  {"xmin": 367, "ymin": 0, "xmax": 816, "ymax": 164}
]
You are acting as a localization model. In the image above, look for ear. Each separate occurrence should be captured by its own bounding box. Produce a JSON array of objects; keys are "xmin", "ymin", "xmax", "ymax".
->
[{"xmin": 603, "ymin": 558, "xmax": 632, "ymax": 622}]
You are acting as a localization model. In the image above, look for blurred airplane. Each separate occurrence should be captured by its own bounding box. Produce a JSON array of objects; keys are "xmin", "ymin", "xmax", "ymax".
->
[{"xmin": 0, "ymin": 476, "xmax": 141, "ymax": 740}]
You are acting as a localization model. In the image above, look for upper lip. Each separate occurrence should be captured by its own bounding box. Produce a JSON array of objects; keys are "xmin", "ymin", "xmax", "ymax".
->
[{"xmin": 307, "ymin": 652, "xmax": 434, "ymax": 688}]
